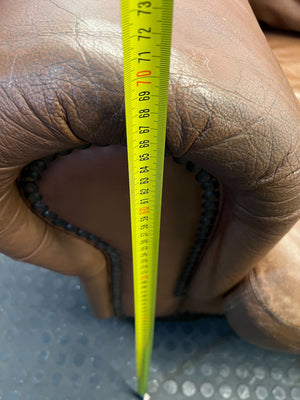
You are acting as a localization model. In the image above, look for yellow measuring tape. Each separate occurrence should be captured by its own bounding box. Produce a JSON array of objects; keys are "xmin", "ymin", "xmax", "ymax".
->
[{"xmin": 121, "ymin": 0, "xmax": 173, "ymax": 396}]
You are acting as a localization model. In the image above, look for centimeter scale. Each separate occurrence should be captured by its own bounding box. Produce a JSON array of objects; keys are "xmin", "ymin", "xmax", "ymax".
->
[{"xmin": 121, "ymin": 0, "xmax": 174, "ymax": 397}]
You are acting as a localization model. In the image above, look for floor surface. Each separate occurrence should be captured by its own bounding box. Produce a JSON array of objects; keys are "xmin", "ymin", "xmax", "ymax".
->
[{"xmin": 0, "ymin": 253, "xmax": 300, "ymax": 400}]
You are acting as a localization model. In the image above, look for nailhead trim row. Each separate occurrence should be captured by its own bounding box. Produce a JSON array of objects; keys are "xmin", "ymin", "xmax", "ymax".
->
[{"xmin": 18, "ymin": 145, "xmax": 220, "ymax": 315}]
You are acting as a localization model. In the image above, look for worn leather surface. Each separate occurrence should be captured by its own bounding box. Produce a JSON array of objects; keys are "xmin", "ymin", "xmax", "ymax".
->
[
  {"xmin": 0, "ymin": 0, "xmax": 299, "ymax": 350},
  {"xmin": 223, "ymin": 29, "xmax": 300, "ymax": 353},
  {"xmin": 224, "ymin": 220, "xmax": 300, "ymax": 353}
]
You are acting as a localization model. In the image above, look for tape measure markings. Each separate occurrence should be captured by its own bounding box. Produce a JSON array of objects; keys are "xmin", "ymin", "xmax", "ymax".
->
[{"xmin": 121, "ymin": 0, "xmax": 173, "ymax": 396}]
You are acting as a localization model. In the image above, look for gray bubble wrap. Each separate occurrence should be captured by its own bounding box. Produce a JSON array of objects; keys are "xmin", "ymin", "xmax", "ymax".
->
[{"xmin": 0, "ymin": 253, "xmax": 300, "ymax": 400}]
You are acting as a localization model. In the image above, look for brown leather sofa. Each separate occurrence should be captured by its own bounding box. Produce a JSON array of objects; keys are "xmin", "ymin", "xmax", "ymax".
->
[
  {"xmin": 0, "ymin": 0, "xmax": 299, "ymax": 353},
  {"xmin": 224, "ymin": 27, "xmax": 300, "ymax": 353}
]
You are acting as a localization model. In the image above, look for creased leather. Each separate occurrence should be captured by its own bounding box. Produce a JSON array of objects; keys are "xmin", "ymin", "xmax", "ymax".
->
[
  {"xmin": 223, "ymin": 221, "xmax": 300, "ymax": 354},
  {"xmin": 0, "ymin": 0, "xmax": 299, "ymax": 351},
  {"xmin": 223, "ymin": 28, "xmax": 300, "ymax": 353}
]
